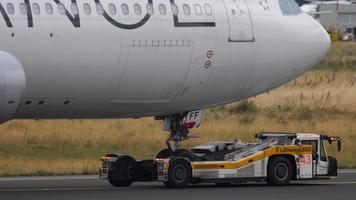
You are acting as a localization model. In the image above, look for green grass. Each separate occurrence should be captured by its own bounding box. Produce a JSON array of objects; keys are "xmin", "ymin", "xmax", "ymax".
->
[{"xmin": 314, "ymin": 42, "xmax": 356, "ymax": 71}]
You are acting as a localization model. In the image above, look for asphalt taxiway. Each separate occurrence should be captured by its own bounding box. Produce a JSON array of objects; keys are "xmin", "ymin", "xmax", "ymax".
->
[{"xmin": 0, "ymin": 169, "xmax": 355, "ymax": 200}]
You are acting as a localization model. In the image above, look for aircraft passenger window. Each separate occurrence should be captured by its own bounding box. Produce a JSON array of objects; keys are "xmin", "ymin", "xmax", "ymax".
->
[
  {"xmin": 121, "ymin": 4, "xmax": 129, "ymax": 15},
  {"xmin": 183, "ymin": 4, "xmax": 190, "ymax": 15},
  {"xmin": 204, "ymin": 4, "xmax": 212, "ymax": 15},
  {"xmin": 71, "ymin": 3, "xmax": 79, "ymax": 15},
  {"xmin": 171, "ymin": 4, "xmax": 178, "ymax": 15},
  {"xmin": 279, "ymin": 0, "xmax": 291, "ymax": 15},
  {"xmin": 109, "ymin": 3, "xmax": 116, "ymax": 15},
  {"xmin": 194, "ymin": 4, "xmax": 202, "ymax": 16},
  {"xmin": 58, "ymin": 3, "xmax": 66, "ymax": 15},
  {"xmin": 146, "ymin": 3, "xmax": 154, "ymax": 15},
  {"xmin": 32, "ymin": 3, "xmax": 40, "ymax": 15},
  {"xmin": 288, "ymin": 0, "xmax": 301, "ymax": 15},
  {"xmin": 96, "ymin": 3, "xmax": 104, "ymax": 15},
  {"xmin": 83, "ymin": 3, "xmax": 91, "ymax": 15},
  {"xmin": 134, "ymin": 4, "xmax": 142, "ymax": 15},
  {"xmin": 158, "ymin": 4, "xmax": 166, "ymax": 15},
  {"xmin": 45, "ymin": 3, "xmax": 53, "ymax": 15},
  {"xmin": 19, "ymin": 3, "xmax": 27, "ymax": 15},
  {"xmin": 6, "ymin": 3, "xmax": 15, "ymax": 15}
]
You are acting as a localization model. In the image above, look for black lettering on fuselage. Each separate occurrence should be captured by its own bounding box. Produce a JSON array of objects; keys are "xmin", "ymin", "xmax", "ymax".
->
[
  {"xmin": 0, "ymin": 2, "xmax": 13, "ymax": 27},
  {"xmin": 25, "ymin": 0, "xmax": 33, "ymax": 27},
  {"xmin": 0, "ymin": 0, "xmax": 215, "ymax": 29},
  {"xmin": 53, "ymin": 0, "xmax": 80, "ymax": 28},
  {"xmin": 94, "ymin": 0, "xmax": 151, "ymax": 29},
  {"xmin": 170, "ymin": 0, "xmax": 215, "ymax": 27}
]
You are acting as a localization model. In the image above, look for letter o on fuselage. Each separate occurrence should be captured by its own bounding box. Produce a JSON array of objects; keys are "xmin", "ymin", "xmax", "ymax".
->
[{"xmin": 0, "ymin": 51, "xmax": 26, "ymax": 123}]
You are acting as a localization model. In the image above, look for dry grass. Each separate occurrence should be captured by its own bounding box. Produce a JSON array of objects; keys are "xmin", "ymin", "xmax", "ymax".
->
[
  {"xmin": 315, "ymin": 42, "xmax": 356, "ymax": 70},
  {"xmin": 0, "ymin": 158, "xmax": 98, "ymax": 176},
  {"xmin": 0, "ymin": 42, "xmax": 356, "ymax": 176}
]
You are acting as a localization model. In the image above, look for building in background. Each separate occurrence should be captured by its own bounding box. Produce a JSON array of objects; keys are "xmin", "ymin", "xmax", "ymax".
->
[{"xmin": 300, "ymin": 0, "xmax": 356, "ymax": 41}]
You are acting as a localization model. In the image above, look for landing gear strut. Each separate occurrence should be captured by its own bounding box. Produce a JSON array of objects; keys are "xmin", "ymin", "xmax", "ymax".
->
[
  {"xmin": 155, "ymin": 111, "xmax": 201, "ymax": 158},
  {"xmin": 164, "ymin": 113, "xmax": 191, "ymax": 152}
]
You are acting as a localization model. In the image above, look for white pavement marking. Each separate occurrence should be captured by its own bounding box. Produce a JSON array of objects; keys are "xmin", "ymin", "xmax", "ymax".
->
[
  {"xmin": 338, "ymin": 169, "xmax": 356, "ymax": 174},
  {"xmin": 309, "ymin": 181, "xmax": 356, "ymax": 185},
  {"xmin": 0, "ymin": 175, "xmax": 98, "ymax": 181}
]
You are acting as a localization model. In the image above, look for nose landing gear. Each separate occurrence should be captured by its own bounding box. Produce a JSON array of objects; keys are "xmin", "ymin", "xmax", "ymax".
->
[{"xmin": 155, "ymin": 111, "xmax": 202, "ymax": 159}]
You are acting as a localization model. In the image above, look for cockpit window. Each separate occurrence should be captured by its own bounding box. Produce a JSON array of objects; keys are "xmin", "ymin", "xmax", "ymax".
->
[
  {"xmin": 288, "ymin": 0, "xmax": 301, "ymax": 15},
  {"xmin": 279, "ymin": 0, "xmax": 291, "ymax": 15},
  {"xmin": 279, "ymin": 0, "xmax": 301, "ymax": 15}
]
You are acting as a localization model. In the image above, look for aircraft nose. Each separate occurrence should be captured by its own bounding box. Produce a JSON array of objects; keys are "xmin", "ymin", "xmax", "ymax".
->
[
  {"xmin": 301, "ymin": 22, "xmax": 331, "ymax": 71},
  {"xmin": 285, "ymin": 18, "xmax": 331, "ymax": 75}
]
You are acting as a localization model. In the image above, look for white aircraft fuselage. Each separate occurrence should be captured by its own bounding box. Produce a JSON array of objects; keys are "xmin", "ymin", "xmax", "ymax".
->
[{"xmin": 0, "ymin": 0, "xmax": 330, "ymax": 122}]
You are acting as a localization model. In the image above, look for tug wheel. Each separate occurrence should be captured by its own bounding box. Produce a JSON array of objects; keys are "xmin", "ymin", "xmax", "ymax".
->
[
  {"xmin": 267, "ymin": 156, "xmax": 292, "ymax": 186},
  {"xmin": 108, "ymin": 156, "xmax": 135, "ymax": 187},
  {"xmin": 165, "ymin": 158, "xmax": 192, "ymax": 188}
]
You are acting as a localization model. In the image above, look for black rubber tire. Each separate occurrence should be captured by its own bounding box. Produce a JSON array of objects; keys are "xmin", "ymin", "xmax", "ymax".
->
[
  {"xmin": 108, "ymin": 156, "xmax": 135, "ymax": 187},
  {"xmin": 156, "ymin": 149, "xmax": 172, "ymax": 158},
  {"xmin": 108, "ymin": 179, "xmax": 133, "ymax": 187},
  {"xmin": 267, "ymin": 156, "xmax": 293, "ymax": 186},
  {"xmin": 165, "ymin": 159, "xmax": 192, "ymax": 188}
]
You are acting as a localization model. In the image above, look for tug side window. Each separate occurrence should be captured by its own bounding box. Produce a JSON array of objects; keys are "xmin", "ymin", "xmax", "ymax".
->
[
  {"xmin": 301, "ymin": 140, "xmax": 318, "ymax": 155},
  {"xmin": 320, "ymin": 140, "xmax": 327, "ymax": 161}
]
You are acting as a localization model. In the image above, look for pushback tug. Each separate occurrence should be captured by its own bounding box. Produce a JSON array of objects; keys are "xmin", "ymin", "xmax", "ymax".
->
[{"xmin": 100, "ymin": 112, "xmax": 341, "ymax": 188}]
